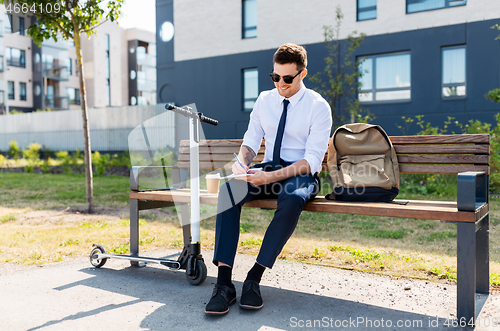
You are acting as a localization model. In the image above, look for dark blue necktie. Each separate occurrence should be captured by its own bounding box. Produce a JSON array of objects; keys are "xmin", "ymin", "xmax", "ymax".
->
[{"xmin": 272, "ymin": 99, "xmax": 289, "ymax": 170}]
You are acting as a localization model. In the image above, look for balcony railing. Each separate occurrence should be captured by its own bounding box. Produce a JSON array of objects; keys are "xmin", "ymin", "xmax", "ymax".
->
[
  {"xmin": 43, "ymin": 64, "xmax": 69, "ymax": 81},
  {"xmin": 7, "ymin": 58, "xmax": 25, "ymax": 68},
  {"xmin": 45, "ymin": 95, "xmax": 69, "ymax": 110},
  {"xmin": 138, "ymin": 79, "xmax": 157, "ymax": 92},
  {"xmin": 137, "ymin": 53, "xmax": 156, "ymax": 67}
]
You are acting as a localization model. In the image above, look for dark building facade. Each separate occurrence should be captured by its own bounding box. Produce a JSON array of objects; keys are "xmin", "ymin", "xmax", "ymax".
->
[{"xmin": 156, "ymin": 0, "xmax": 500, "ymax": 138}]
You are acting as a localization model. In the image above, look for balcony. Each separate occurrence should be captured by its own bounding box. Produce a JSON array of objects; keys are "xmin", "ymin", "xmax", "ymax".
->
[
  {"xmin": 137, "ymin": 52, "xmax": 156, "ymax": 67},
  {"xmin": 43, "ymin": 64, "xmax": 69, "ymax": 81},
  {"xmin": 7, "ymin": 58, "xmax": 25, "ymax": 68},
  {"xmin": 45, "ymin": 95, "xmax": 69, "ymax": 110},
  {"xmin": 138, "ymin": 79, "xmax": 156, "ymax": 92}
]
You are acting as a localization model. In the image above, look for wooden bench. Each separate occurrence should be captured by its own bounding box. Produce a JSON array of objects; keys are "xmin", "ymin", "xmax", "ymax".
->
[{"xmin": 130, "ymin": 133, "xmax": 490, "ymax": 323}]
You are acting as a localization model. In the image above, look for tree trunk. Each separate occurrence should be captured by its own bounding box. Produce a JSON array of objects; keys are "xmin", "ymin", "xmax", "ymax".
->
[{"xmin": 74, "ymin": 31, "xmax": 94, "ymax": 213}]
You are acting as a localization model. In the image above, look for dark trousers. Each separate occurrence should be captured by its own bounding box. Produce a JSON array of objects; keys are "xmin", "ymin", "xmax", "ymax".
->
[{"xmin": 213, "ymin": 163, "xmax": 319, "ymax": 269}]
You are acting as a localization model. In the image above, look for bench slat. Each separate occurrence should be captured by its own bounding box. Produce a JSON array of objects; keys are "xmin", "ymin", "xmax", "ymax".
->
[
  {"xmin": 178, "ymin": 154, "xmax": 266, "ymax": 162},
  {"xmin": 390, "ymin": 134, "xmax": 489, "ymax": 144},
  {"xmin": 179, "ymin": 134, "xmax": 490, "ymax": 147},
  {"xmin": 183, "ymin": 146, "xmax": 489, "ymax": 158},
  {"xmin": 180, "ymin": 139, "xmax": 248, "ymax": 147},
  {"xmin": 183, "ymin": 162, "xmax": 490, "ymax": 173},
  {"xmin": 394, "ymin": 145, "xmax": 490, "ymax": 155},
  {"xmin": 397, "ymin": 154, "xmax": 489, "ymax": 164},
  {"xmin": 398, "ymin": 164, "xmax": 489, "ymax": 174},
  {"xmin": 130, "ymin": 190, "xmax": 485, "ymax": 223},
  {"xmin": 179, "ymin": 147, "xmax": 266, "ymax": 154}
]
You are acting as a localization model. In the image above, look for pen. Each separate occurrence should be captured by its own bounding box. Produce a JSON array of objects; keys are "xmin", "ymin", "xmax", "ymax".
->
[{"xmin": 233, "ymin": 153, "xmax": 247, "ymax": 172}]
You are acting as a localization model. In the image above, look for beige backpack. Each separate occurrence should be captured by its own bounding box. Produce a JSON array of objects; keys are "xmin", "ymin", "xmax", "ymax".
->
[{"xmin": 326, "ymin": 123, "xmax": 400, "ymax": 202}]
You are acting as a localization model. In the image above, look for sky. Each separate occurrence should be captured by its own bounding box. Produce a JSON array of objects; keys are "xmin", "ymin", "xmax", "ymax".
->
[{"xmin": 117, "ymin": 0, "xmax": 156, "ymax": 33}]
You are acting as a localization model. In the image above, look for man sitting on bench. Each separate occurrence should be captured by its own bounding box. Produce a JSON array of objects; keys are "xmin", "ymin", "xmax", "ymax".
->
[{"xmin": 205, "ymin": 43, "xmax": 332, "ymax": 315}]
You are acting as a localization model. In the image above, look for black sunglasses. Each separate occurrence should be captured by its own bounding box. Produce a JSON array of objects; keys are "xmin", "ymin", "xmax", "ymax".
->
[{"xmin": 269, "ymin": 69, "xmax": 303, "ymax": 84}]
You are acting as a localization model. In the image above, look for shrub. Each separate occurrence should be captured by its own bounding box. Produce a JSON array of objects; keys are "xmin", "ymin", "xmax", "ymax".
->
[
  {"xmin": 55, "ymin": 151, "xmax": 71, "ymax": 174},
  {"xmin": 92, "ymin": 151, "xmax": 110, "ymax": 175},
  {"xmin": 23, "ymin": 143, "xmax": 42, "ymax": 161},
  {"xmin": 397, "ymin": 114, "xmax": 500, "ymax": 192},
  {"xmin": 23, "ymin": 143, "xmax": 42, "ymax": 172},
  {"xmin": 8, "ymin": 141, "xmax": 20, "ymax": 160},
  {"xmin": 71, "ymin": 149, "xmax": 83, "ymax": 167},
  {"xmin": 41, "ymin": 160, "xmax": 50, "ymax": 173}
]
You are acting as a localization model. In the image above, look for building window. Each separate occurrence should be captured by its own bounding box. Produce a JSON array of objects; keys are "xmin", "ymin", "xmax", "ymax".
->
[
  {"xmin": 6, "ymin": 48, "xmax": 26, "ymax": 68},
  {"xmin": 19, "ymin": 82, "xmax": 26, "ymax": 101},
  {"xmin": 8, "ymin": 81, "xmax": 14, "ymax": 100},
  {"xmin": 243, "ymin": 68, "xmax": 258, "ymax": 111},
  {"xmin": 67, "ymin": 87, "xmax": 81, "ymax": 105},
  {"xmin": 105, "ymin": 34, "xmax": 111, "ymax": 106},
  {"xmin": 5, "ymin": 14, "xmax": 11, "ymax": 33},
  {"xmin": 407, "ymin": 0, "xmax": 466, "ymax": 13},
  {"xmin": 442, "ymin": 46, "xmax": 466, "ymax": 98},
  {"xmin": 359, "ymin": 52, "xmax": 411, "ymax": 102},
  {"xmin": 18, "ymin": 17, "xmax": 24, "ymax": 35},
  {"xmin": 0, "ymin": 91, "xmax": 4, "ymax": 105},
  {"xmin": 242, "ymin": 0, "xmax": 257, "ymax": 39},
  {"xmin": 67, "ymin": 58, "xmax": 72, "ymax": 75},
  {"xmin": 0, "ymin": 20, "xmax": 4, "ymax": 36},
  {"xmin": 75, "ymin": 59, "xmax": 78, "ymax": 76},
  {"xmin": 357, "ymin": 0, "xmax": 377, "ymax": 21}
]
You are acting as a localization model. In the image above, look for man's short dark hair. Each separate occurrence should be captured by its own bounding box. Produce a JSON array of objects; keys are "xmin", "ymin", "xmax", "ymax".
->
[{"xmin": 273, "ymin": 43, "xmax": 308, "ymax": 70}]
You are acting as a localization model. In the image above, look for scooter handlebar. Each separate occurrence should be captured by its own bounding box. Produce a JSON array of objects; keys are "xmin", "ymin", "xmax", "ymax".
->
[
  {"xmin": 165, "ymin": 104, "xmax": 218, "ymax": 126},
  {"xmin": 165, "ymin": 104, "xmax": 194, "ymax": 118},
  {"xmin": 198, "ymin": 114, "xmax": 218, "ymax": 126}
]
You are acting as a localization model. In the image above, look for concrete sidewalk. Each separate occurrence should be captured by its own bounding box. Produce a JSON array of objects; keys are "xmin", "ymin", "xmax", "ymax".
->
[{"xmin": 1, "ymin": 249, "xmax": 499, "ymax": 331}]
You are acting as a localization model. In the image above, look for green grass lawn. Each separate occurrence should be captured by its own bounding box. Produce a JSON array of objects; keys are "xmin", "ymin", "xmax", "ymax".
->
[
  {"xmin": 1, "ymin": 172, "xmax": 499, "ymax": 284},
  {"xmin": 0, "ymin": 172, "xmax": 129, "ymax": 209}
]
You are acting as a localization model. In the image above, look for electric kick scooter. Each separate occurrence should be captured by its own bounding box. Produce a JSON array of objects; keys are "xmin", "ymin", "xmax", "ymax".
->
[{"xmin": 89, "ymin": 104, "xmax": 218, "ymax": 285}]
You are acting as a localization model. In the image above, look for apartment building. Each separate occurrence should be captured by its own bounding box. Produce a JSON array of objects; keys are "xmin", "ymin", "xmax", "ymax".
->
[
  {"xmin": 0, "ymin": 8, "xmax": 157, "ymax": 114},
  {"xmin": 156, "ymin": 0, "xmax": 500, "ymax": 138}
]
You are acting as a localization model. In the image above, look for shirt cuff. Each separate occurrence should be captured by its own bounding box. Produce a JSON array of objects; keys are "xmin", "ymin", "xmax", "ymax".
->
[{"xmin": 303, "ymin": 154, "xmax": 321, "ymax": 176}]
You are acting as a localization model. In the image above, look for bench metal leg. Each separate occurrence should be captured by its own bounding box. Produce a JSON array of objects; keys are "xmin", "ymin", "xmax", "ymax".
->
[
  {"xmin": 457, "ymin": 222, "xmax": 476, "ymax": 322},
  {"xmin": 476, "ymin": 215, "xmax": 489, "ymax": 294},
  {"xmin": 130, "ymin": 199, "xmax": 140, "ymax": 257}
]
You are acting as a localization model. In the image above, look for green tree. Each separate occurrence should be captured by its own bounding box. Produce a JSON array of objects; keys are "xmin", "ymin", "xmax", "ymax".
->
[
  {"xmin": 309, "ymin": 5, "xmax": 370, "ymax": 128},
  {"xmin": 487, "ymin": 24, "xmax": 500, "ymax": 103},
  {"xmin": 0, "ymin": 0, "xmax": 124, "ymax": 212}
]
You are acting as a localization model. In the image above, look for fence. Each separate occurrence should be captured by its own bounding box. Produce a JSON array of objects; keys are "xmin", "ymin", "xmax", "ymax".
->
[{"xmin": 0, "ymin": 104, "xmax": 176, "ymax": 152}]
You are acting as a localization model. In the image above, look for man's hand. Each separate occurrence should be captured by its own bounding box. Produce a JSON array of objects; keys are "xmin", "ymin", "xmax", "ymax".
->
[
  {"xmin": 232, "ymin": 160, "xmax": 248, "ymax": 175},
  {"xmin": 232, "ymin": 145, "xmax": 255, "ymax": 175},
  {"xmin": 235, "ymin": 159, "xmax": 312, "ymax": 186},
  {"xmin": 243, "ymin": 170, "xmax": 272, "ymax": 186}
]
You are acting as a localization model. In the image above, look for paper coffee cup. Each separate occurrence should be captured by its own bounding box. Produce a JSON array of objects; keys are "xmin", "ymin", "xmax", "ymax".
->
[{"xmin": 206, "ymin": 173, "xmax": 221, "ymax": 194}]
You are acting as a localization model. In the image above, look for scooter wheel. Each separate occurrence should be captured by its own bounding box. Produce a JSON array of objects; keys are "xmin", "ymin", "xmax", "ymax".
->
[
  {"xmin": 90, "ymin": 244, "xmax": 108, "ymax": 268},
  {"xmin": 186, "ymin": 259, "xmax": 207, "ymax": 285}
]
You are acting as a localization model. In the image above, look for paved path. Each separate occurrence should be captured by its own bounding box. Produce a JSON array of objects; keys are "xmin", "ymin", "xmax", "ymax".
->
[{"xmin": 1, "ymin": 249, "xmax": 499, "ymax": 331}]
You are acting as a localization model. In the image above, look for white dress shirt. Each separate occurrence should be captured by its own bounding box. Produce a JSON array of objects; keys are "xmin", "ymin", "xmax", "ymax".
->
[{"xmin": 242, "ymin": 83, "xmax": 332, "ymax": 175}]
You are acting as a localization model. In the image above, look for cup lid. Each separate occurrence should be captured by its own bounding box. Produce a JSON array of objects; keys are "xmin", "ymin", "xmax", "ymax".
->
[{"xmin": 205, "ymin": 173, "xmax": 221, "ymax": 178}]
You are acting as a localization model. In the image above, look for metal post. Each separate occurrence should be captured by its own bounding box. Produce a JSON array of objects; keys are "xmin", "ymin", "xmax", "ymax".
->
[
  {"xmin": 130, "ymin": 198, "xmax": 139, "ymax": 257},
  {"xmin": 189, "ymin": 116, "xmax": 200, "ymax": 244},
  {"xmin": 457, "ymin": 222, "xmax": 476, "ymax": 322},
  {"xmin": 476, "ymin": 215, "xmax": 489, "ymax": 293}
]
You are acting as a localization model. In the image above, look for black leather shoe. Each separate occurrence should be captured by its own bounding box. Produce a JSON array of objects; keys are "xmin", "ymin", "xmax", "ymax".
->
[
  {"xmin": 205, "ymin": 283, "xmax": 237, "ymax": 315},
  {"xmin": 239, "ymin": 280, "xmax": 263, "ymax": 310}
]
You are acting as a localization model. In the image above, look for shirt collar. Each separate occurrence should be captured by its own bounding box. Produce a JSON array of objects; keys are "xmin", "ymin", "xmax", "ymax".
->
[{"xmin": 279, "ymin": 83, "xmax": 306, "ymax": 108}]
